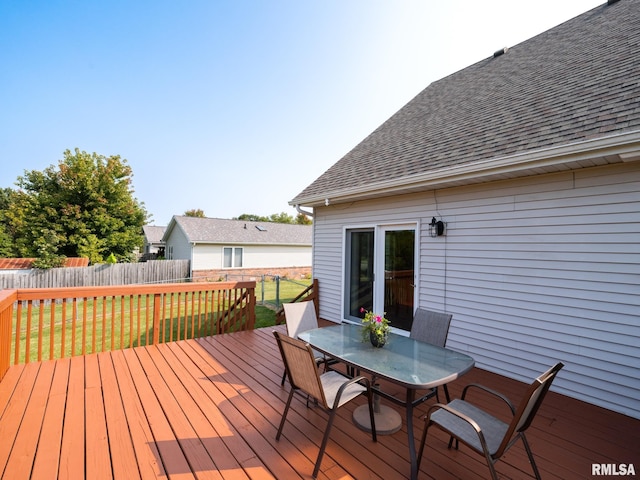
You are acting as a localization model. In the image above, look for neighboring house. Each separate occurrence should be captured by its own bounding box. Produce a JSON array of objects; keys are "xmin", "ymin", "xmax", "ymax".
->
[
  {"xmin": 141, "ymin": 225, "xmax": 166, "ymax": 260},
  {"xmin": 162, "ymin": 216, "xmax": 312, "ymax": 280},
  {"xmin": 290, "ymin": 0, "xmax": 640, "ymax": 419}
]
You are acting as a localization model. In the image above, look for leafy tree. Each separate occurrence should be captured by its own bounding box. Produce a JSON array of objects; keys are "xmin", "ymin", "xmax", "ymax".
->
[
  {"xmin": 5, "ymin": 148, "xmax": 148, "ymax": 265},
  {"xmin": 295, "ymin": 213, "xmax": 312, "ymax": 225},
  {"xmin": 234, "ymin": 211, "xmax": 312, "ymax": 225},
  {"xmin": 184, "ymin": 209, "xmax": 205, "ymax": 218},
  {"xmin": 0, "ymin": 188, "xmax": 17, "ymax": 256}
]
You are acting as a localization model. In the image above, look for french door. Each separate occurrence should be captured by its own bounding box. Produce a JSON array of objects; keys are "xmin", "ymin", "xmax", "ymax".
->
[{"xmin": 345, "ymin": 224, "xmax": 416, "ymax": 331}]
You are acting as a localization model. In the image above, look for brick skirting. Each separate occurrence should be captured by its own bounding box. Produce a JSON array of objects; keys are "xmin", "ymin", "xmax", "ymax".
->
[{"xmin": 193, "ymin": 266, "xmax": 312, "ymax": 282}]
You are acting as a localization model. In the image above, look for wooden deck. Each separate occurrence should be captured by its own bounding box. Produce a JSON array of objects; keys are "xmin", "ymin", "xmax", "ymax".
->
[{"xmin": 1, "ymin": 324, "xmax": 638, "ymax": 479}]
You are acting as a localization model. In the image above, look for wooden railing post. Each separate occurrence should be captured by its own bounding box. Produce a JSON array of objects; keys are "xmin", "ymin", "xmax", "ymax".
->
[{"xmin": 0, "ymin": 290, "xmax": 17, "ymax": 381}]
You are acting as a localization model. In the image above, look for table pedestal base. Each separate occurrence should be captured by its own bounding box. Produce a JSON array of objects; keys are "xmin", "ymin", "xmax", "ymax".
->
[{"xmin": 353, "ymin": 403, "xmax": 402, "ymax": 435}]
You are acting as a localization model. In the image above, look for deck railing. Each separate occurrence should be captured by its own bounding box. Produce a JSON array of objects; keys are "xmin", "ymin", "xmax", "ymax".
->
[
  {"xmin": 0, "ymin": 281, "xmax": 255, "ymax": 380},
  {"xmin": 274, "ymin": 278, "xmax": 318, "ymax": 325}
]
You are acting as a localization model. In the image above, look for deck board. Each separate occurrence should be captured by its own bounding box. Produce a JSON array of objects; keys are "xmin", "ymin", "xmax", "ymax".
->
[{"xmin": 1, "ymin": 324, "xmax": 639, "ymax": 480}]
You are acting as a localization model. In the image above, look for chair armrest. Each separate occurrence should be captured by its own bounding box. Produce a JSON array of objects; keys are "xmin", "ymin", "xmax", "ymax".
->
[
  {"xmin": 331, "ymin": 375, "xmax": 371, "ymax": 409},
  {"xmin": 461, "ymin": 383, "xmax": 515, "ymax": 415}
]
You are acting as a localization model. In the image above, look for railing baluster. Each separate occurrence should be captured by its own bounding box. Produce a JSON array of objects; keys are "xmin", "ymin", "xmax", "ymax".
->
[
  {"xmin": 71, "ymin": 298, "xmax": 77, "ymax": 357},
  {"xmin": 81, "ymin": 298, "xmax": 87, "ymax": 356},
  {"xmin": 25, "ymin": 302, "xmax": 32, "ymax": 364},
  {"xmin": 92, "ymin": 297, "xmax": 97, "ymax": 354},
  {"xmin": 38, "ymin": 302, "xmax": 44, "ymax": 362},
  {"xmin": 50, "ymin": 303, "xmax": 55, "ymax": 360},
  {"xmin": 153, "ymin": 293, "xmax": 161, "ymax": 345}
]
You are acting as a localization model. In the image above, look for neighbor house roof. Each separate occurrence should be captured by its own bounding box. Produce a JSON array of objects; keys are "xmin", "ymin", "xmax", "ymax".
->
[
  {"xmin": 142, "ymin": 225, "xmax": 166, "ymax": 244},
  {"xmin": 291, "ymin": 0, "xmax": 640, "ymax": 207},
  {"xmin": 0, "ymin": 257, "xmax": 90, "ymax": 270},
  {"xmin": 163, "ymin": 216, "xmax": 312, "ymax": 245}
]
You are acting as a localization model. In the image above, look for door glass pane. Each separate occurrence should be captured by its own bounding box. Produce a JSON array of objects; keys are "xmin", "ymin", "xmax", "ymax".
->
[
  {"xmin": 345, "ymin": 229, "xmax": 374, "ymax": 320},
  {"xmin": 384, "ymin": 229, "xmax": 414, "ymax": 331}
]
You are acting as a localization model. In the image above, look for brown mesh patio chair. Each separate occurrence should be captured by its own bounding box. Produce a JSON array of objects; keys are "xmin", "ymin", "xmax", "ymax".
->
[
  {"xmin": 273, "ymin": 331, "xmax": 377, "ymax": 478},
  {"xmin": 410, "ymin": 308, "xmax": 453, "ymax": 402},
  {"xmin": 418, "ymin": 362, "xmax": 564, "ymax": 480},
  {"xmin": 281, "ymin": 301, "xmax": 331, "ymax": 385}
]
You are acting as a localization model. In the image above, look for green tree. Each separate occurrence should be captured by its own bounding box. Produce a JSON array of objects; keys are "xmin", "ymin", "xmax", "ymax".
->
[
  {"xmin": 235, "ymin": 211, "xmax": 311, "ymax": 225},
  {"xmin": 0, "ymin": 188, "xmax": 17, "ymax": 256},
  {"xmin": 6, "ymin": 148, "xmax": 148, "ymax": 265},
  {"xmin": 295, "ymin": 213, "xmax": 312, "ymax": 225},
  {"xmin": 184, "ymin": 209, "xmax": 205, "ymax": 217}
]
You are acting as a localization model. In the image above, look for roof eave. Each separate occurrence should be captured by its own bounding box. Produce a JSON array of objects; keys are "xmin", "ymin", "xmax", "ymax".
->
[{"xmin": 290, "ymin": 130, "xmax": 640, "ymax": 208}]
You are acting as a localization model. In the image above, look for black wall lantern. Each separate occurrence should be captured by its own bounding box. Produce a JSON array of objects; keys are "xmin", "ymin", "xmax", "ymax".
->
[{"xmin": 429, "ymin": 217, "xmax": 445, "ymax": 237}]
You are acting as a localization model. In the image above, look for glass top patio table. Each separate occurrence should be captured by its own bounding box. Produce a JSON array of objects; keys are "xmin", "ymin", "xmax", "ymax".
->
[
  {"xmin": 298, "ymin": 323, "xmax": 474, "ymax": 389},
  {"xmin": 298, "ymin": 323, "xmax": 475, "ymax": 480}
]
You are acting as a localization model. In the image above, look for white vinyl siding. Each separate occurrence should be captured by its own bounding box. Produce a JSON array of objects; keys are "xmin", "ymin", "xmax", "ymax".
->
[
  {"xmin": 164, "ymin": 226, "xmax": 192, "ymax": 261},
  {"xmin": 191, "ymin": 244, "xmax": 312, "ymax": 271},
  {"xmin": 311, "ymin": 162, "xmax": 640, "ymax": 419}
]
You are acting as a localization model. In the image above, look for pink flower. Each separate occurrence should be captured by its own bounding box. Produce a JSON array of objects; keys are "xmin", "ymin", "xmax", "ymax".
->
[{"xmin": 360, "ymin": 307, "xmax": 365, "ymax": 313}]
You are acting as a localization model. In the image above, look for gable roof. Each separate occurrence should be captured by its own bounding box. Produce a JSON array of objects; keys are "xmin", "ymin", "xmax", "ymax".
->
[
  {"xmin": 142, "ymin": 225, "xmax": 166, "ymax": 244},
  {"xmin": 163, "ymin": 216, "xmax": 312, "ymax": 246},
  {"xmin": 0, "ymin": 257, "xmax": 90, "ymax": 270},
  {"xmin": 291, "ymin": 0, "xmax": 640, "ymax": 207}
]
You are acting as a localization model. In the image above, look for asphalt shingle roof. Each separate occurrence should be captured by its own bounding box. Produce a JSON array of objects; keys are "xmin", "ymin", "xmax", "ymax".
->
[
  {"xmin": 168, "ymin": 216, "xmax": 312, "ymax": 245},
  {"xmin": 291, "ymin": 0, "xmax": 640, "ymax": 205},
  {"xmin": 142, "ymin": 225, "xmax": 166, "ymax": 244}
]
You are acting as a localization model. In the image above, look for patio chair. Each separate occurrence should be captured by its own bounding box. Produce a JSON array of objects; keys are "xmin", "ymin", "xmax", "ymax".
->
[
  {"xmin": 410, "ymin": 308, "xmax": 453, "ymax": 402},
  {"xmin": 281, "ymin": 301, "xmax": 330, "ymax": 385},
  {"xmin": 417, "ymin": 362, "xmax": 564, "ymax": 480},
  {"xmin": 273, "ymin": 331, "xmax": 377, "ymax": 478}
]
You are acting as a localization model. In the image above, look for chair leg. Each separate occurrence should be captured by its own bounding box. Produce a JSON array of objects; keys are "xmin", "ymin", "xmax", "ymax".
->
[
  {"xmin": 276, "ymin": 389, "xmax": 295, "ymax": 440},
  {"xmin": 281, "ymin": 369, "xmax": 287, "ymax": 386},
  {"xmin": 480, "ymin": 443, "xmax": 499, "ymax": 480},
  {"xmin": 313, "ymin": 408, "xmax": 338, "ymax": 478},
  {"xmin": 520, "ymin": 433, "xmax": 542, "ymax": 480}
]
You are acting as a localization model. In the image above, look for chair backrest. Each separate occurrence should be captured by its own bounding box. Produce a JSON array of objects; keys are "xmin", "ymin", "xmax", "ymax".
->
[
  {"xmin": 410, "ymin": 308, "xmax": 453, "ymax": 347},
  {"xmin": 495, "ymin": 362, "xmax": 564, "ymax": 458},
  {"xmin": 283, "ymin": 301, "xmax": 319, "ymax": 339},
  {"xmin": 274, "ymin": 331, "xmax": 327, "ymax": 407}
]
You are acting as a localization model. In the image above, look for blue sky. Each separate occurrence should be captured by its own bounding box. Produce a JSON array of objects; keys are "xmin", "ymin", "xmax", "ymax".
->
[{"xmin": 0, "ymin": 0, "xmax": 602, "ymax": 226}]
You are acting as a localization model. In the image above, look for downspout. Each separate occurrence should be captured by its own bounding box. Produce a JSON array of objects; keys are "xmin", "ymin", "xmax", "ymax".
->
[{"xmin": 294, "ymin": 204, "xmax": 314, "ymax": 218}]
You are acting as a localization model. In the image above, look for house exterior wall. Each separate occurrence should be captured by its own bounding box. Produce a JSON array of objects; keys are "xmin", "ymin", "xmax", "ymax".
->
[
  {"xmin": 164, "ymin": 225, "xmax": 192, "ymax": 261},
  {"xmin": 311, "ymin": 162, "xmax": 640, "ymax": 419},
  {"xmin": 191, "ymin": 244, "xmax": 311, "ymax": 271}
]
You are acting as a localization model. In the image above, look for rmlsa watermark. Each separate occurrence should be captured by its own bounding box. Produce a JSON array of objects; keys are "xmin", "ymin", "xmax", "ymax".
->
[{"xmin": 592, "ymin": 464, "xmax": 636, "ymax": 476}]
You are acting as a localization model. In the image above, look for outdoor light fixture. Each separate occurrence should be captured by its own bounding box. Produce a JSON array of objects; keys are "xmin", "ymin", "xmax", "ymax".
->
[{"xmin": 429, "ymin": 217, "xmax": 445, "ymax": 237}]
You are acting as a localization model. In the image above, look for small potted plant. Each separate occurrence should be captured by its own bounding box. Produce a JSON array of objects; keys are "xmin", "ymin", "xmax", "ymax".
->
[{"xmin": 360, "ymin": 307, "xmax": 390, "ymax": 347}]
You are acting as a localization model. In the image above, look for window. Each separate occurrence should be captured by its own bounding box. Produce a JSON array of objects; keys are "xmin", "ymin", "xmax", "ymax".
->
[{"xmin": 223, "ymin": 247, "xmax": 243, "ymax": 268}]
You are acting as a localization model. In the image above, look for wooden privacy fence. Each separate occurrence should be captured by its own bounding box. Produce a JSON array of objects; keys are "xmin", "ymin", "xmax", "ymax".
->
[
  {"xmin": 0, "ymin": 281, "xmax": 255, "ymax": 379},
  {"xmin": 0, "ymin": 259, "xmax": 190, "ymax": 289}
]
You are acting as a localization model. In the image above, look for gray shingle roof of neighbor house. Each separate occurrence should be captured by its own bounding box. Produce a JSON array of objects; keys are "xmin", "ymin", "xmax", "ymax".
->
[
  {"xmin": 164, "ymin": 216, "xmax": 312, "ymax": 245},
  {"xmin": 142, "ymin": 225, "xmax": 166, "ymax": 244},
  {"xmin": 291, "ymin": 0, "xmax": 640, "ymax": 207}
]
